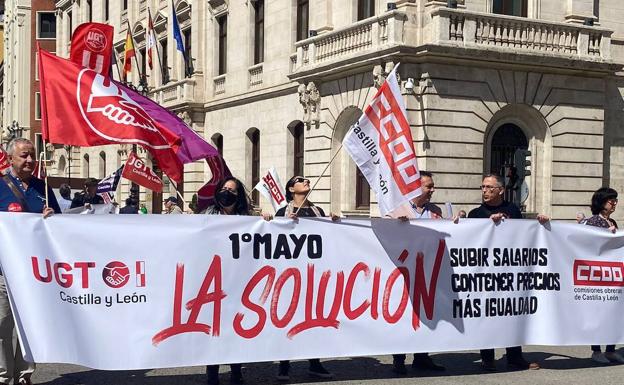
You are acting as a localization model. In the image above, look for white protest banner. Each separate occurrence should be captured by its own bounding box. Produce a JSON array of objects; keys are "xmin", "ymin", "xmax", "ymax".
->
[
  {"xmin": 343, "ymin": 64, "xmax": 421, "ymax": 216},
  {"xmin": 254, "ymin": 167, "xmax": 287, "ymax": 212},
  {"xmin": 1, "ymin": 214, "xmax": 624, "ymax": 370}
]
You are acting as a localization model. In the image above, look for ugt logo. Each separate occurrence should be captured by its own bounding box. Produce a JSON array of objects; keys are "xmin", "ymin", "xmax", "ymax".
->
[{"xmin": 31, "ymin": 257, "xmax": 146, "ymax": 289}]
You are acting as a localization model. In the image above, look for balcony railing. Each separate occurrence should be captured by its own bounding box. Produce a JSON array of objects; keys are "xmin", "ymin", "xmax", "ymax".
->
[
  {"xmin": 213, "ymin": 75, "xmax": 226, "ymax": 96},
  {"xmin": 294, "ymin": 11, "xmax": 408, "ymax": 71},
  {"xmin": 248, "ymin": 63, "xmax": 263, "ymax": 88},
  {"xmin": 431, "ymin": 8, "xmax": 612, "ymax": 60},
  {"xmin": 150, "ymin": 78, "xmax": 197, "ymax": 105}
]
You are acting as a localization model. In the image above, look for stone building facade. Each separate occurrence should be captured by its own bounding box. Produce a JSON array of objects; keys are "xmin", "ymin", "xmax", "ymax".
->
[{"xmin": 11, "ymin": 0, "xmax": 624, "ymax": 219}]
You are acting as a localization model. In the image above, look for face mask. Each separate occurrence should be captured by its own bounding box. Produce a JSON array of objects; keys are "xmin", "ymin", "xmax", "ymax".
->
[{"xmin": 216, "ymin": 190, "xmax": 237, "ymax": 207}]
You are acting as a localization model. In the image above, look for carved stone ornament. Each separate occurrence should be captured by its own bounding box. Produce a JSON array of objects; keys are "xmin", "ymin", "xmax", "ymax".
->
[
  {"xmin": 298, "ymin": 82, "xmax": 320, "ymax": 129},
  {"xmin": 208, "ymin": 0, "xmax": 228, "ymax": 16},
  {"xmin": 373, "ymin": 62, "xmax": 399, "ymax": 89},
  {"xmin": 117, "ymin": 144, "xmax": 130, "ymax": 156},
  {"xmin": 178, "ymin": 111, "xmax": 192, "ymax": 126}
]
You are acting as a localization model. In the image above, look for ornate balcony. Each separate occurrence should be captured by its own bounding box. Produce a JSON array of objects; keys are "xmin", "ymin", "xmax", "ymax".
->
[
  {"xmin": 150, "ymin": 77, "xmax": 199, "ymax": 108},
  {"xmin": 290, "ymin": 7, "xmax": 615, "ymax": 80},
  {"xmin": 429, "ymin": 8, "xmax": 612, "ymax": 61}
]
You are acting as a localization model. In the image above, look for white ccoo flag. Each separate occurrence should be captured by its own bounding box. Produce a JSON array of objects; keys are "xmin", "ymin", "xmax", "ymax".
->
[
  {"xmin": 343, "ymin": 64, "xmax": 422, "ymax": 216},
  {"xmin": 254, "ymin": 167, "xmax": 288, "ymax": 212}
]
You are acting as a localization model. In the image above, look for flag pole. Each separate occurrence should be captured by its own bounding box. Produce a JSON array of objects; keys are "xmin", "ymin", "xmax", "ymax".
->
[
  {"xmin": 39, "ymin": 151, "xmax": 49, "ymax": 207},
  {"xmin": 169, "ymin": 179, "xmax": 187, "ymax": 207},
  {"xmin": 294, "ymin": 143, "xmax": 343, "ymax": 216},
  {"xmin": 126, "ymin": 20, "xmax": 145, "ymax": 86},
  {"xmin": 36, "ymin": 45, "xmax": 51, "ymax": 208},
  {"xmin": 148, "ymin": 7, "xmax": 168, "ymax": 84}
]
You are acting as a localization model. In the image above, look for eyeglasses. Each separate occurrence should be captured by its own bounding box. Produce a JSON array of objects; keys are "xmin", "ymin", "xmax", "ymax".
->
[
  {"xmin": 608, "ymin": 198, "xmax": 619, "ymax": 204},
  {"xmin": 480, "ymin": 185, "xmax": 502, "ymax": 191},
  {"xmin": 294, "ymin": 177, "xmax": 310, "ymax": 184},
  {"xmin": 219, "ymin": 187, "xmax": 238, "ymax": 195}
]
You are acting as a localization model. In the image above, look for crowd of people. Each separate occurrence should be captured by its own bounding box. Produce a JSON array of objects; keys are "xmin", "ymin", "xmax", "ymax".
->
[{"xmin": 0, "ymin": 137, "xmax": 622, "ymax": 385}]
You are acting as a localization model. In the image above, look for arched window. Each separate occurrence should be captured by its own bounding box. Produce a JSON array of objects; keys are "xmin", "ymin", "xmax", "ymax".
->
[
  {"xmin": 291, "ymin": 122, "xmax": 304, "ymax": 177},
  {"xmin": 99, "ymin": 151, "xmax": 107, "ymax": 178},
  {"xmin": 211, "ymin": 133, "xmax": 224, "ymax": 156},
  {"xmin": 58, "ymin": 155, "xmax": 66, "ymax": 177},
  {"xmin": 82, "ymin": 154, "xmax": 90, "ymax": 178},
  {"xmin": 490, "ymin": 123, "xmax": 528, "ymax": 205},
  {"xmin": 247, "ymin": 128, "xmax": 260, "ymax": 205}
]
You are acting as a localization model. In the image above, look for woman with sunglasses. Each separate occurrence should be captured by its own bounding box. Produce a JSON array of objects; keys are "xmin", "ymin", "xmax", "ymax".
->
[
  {"xmin": 274, "ymin": 175, "xmax": 335, "ymax": 380},
  {"xmin": 205, "ymin": 177, "xmax": 250, "ymax": 385},
  {"xmin": 584, "ymin": 187, "xmax": 624, "ymax": 364}
]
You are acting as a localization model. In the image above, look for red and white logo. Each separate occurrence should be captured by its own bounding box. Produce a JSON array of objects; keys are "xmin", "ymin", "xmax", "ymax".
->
[
  {"xmin": 8, "ymin": 203, "xmax": 23, "ymax": 212},
  {"xmin": 77, "ymin": 70, "xmax": 171, "ymax": 150},
  {"xmin": 102, "ymin": 261, "xmax": 131, "ymax": 288},
  {"xmin": 85, "ymin": 28, "xmax": 107, "ymax": 52},
  {"xmin": 574, "ymin": 259, "xmax": 624, "ymax": 287}
]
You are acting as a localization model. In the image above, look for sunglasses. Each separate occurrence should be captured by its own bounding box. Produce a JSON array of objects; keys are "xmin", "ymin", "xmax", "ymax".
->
[{"xmin": 294, "ymin": 177, "xmax": 310, "ymax": 184}]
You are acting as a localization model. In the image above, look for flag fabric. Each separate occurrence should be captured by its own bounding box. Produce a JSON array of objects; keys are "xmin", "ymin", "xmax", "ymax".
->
[
  {"xmin": 122, "ymin": 29, "xmax": 135, "ymax": 81},
  {"xmin": 0, "ymin": 148, "xmax": 9, "ymax": 175},
  {"xmin": 342, "ymin": 64, "xmax": 422, "ymax": 216},
  {"xmin": 97, "ymin": 166, "xmax": 123, "ymax": 195},
  {"xmin": 171, "ymin": 0, "xmax": 186, "ymax": 57},
  {"xmin": 38, "ymin": 49, "xmax": 184, "ymax": 182},
  {"xmin": 171, "ymin": 0, "xmax": 189, "ymax": 75},
  {"xmin": 100, "ymin": 191, "xmax": 113, "ymax": 204},
  {"xmin": 32, "ymin": 160, "xmax": 46, "ymax": 179},
  {"xmin": 197, "ymin": 156, "xmax": 232, "ymax": 211},
  {"xmin": 69, "ymin": 23, "xmax": 114, "ymax": 78},
  {"xmin": 122, "ymin": 152, "xmax": 163, "ymax": 192},
  {"xmin": 146, "ymin": 9, "xmax": 156, "ymax": 71},
  {"xmin": 254, "ymin": 167, "xmax": 287, "ymax": 212}
]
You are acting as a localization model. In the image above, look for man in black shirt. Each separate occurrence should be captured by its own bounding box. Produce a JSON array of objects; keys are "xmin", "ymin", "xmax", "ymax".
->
[
  {"xmin": 468, "ymin": 174, "xmax": 540, "ymax": 371},
  {"xmin": 70, "ymin": 178, "xmax": 104, "ymax": 208}
]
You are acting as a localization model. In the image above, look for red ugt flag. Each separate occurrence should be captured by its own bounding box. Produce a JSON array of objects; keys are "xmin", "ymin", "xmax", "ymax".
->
[
  {"xmin": 69, "ymin": 23, "xmax": 114, "ymax": 78},
  {"xmin": 122, "ymin": 152, "xmax": 164, "ymax": 192},
  {"xmin": 38, "ymin": 49, "xmax": 183, "ymax": 182}
]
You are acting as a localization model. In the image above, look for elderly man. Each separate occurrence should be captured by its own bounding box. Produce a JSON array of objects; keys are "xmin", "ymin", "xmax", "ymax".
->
[
  {"xmin": 163, "ymin": 196, "xmax": 183, "ymax": 214},
  {"xmin": 0, "ymin": 138, "xmax": 60, "ymax": 385},
  {"xmin": 70, "ymin": 177, "xmax": 103, "ymax": 209},
  {"xmin": 468, "ymin": 173, "xmax": 546, "ymax": 371}
]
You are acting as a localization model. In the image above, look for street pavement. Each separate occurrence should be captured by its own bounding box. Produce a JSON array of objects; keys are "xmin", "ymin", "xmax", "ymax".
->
[{"xmin": 31, "ymin": 345, "xmax": 624, "ymax": 385}]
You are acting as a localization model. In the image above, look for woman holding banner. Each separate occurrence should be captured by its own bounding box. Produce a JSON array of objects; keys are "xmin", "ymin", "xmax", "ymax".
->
[
  {"xmin": 205, "ymin": 177, "xmax": 251, "ymax": 385},
  {"xmin": 273, "ymin": 175, "xmax": 336, "ymax": 381},
  {"xmin": 585, "ymin": 187, "xmax": 624, "ymax": 364}
]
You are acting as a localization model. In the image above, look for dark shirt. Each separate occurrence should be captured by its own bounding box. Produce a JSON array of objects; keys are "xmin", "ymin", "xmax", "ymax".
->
[
  {"xmin": 119, "ymin": 205, "xmax": 139, "ymax": 214},
  {"xmin": 585, "ymin": 215, "xmax": 618, "ymax": 229},
  {"xmin": 468, "ymin": 201, "xmax": 522, "ymax": 219},
  {"xmin": 275, "ymin": 206, "xmax": 326, "ymax": 218},
  {"xmin": 70, "ymin": 191, "xmax": 104, "ymax": 209},
  {"xmin": 0, "ymin": 173, "xmax": 61, "ymax": 213}
]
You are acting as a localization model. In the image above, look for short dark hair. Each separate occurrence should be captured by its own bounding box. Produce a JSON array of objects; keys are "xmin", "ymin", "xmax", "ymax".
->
[
  {"xmin": 590, "ymin": 187, "xmax": 618, "ymax": 215},
  {"xmin": 420, "ymin": 171, "xmax": 433, "ymax": 179},
  {"xmin": 483, "ymin": 173, "xmax": 504, "ymax": 187},
  {"xmin": 84, "ymin": 178, "xmax": 99, "ymax": 187},
  {"xmin": 215, "ymin": 177, "xmax": 251, "ymax": 215},
  {"xmin": 59, "ymin": 183, "xmax": 71, "ymax": 199},
  {"xmin": 164, "ymin": 196, "xmax": 178, "ymax": 205}
]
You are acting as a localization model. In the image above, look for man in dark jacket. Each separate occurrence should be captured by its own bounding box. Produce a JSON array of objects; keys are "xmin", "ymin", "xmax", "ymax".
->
[{"xmin": 70, "ymin": 177, "xmax": 104, "ymax": 208}]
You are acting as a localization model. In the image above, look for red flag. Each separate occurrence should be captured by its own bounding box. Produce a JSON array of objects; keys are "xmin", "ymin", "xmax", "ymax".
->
[
  {"xmin": 69, "ymin": 23, "xmax": 114, "ymax": 78},
  {"xmin": 122, "ymin": 152, "xmax": 163, "ymax": 192},
  {"xmin": 122, "ymin": 29, "xmax": 135, "ymax": 82},
  {"xmin": 38, "ymin": 49, "xmax": 183, "ymax": 182},
  {"xmin": 197, "ymin": 156, "xmax": 232, "ymax": 211},
  {"xmin": 0, "ymin": 148, "xmax": 9, "ymax": 175},
  {"xmin": 32, "ymin": 160, "xmax": 47, "ymax": 179}
]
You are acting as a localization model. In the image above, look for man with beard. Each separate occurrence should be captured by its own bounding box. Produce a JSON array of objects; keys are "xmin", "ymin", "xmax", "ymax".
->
[{"xmin": 392, "ymin": 171, "xmax": 445, "ymax": 374}]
